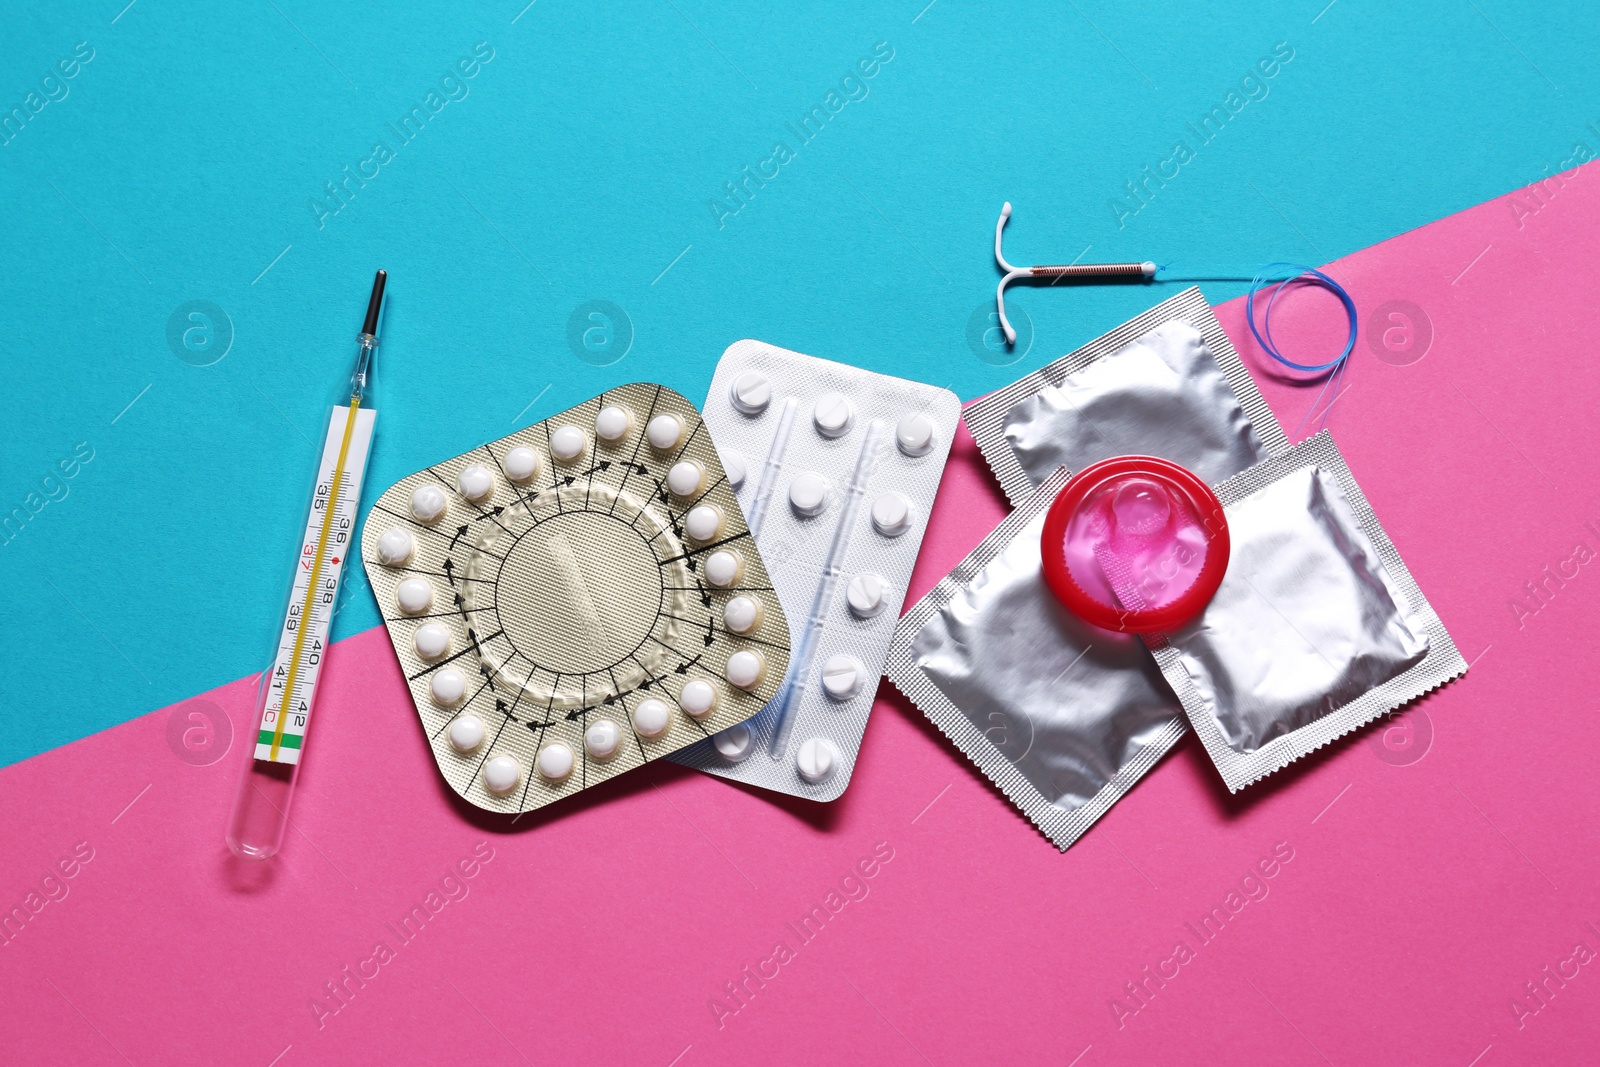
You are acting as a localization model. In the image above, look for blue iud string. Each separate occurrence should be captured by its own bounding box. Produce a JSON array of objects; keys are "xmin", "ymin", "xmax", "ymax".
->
[{"xmin": 1244, "ymin": 262, "xmax": 1357, "ymax": 436}]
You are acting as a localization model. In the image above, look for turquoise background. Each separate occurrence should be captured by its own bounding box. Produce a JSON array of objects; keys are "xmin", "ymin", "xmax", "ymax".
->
[{"xmin": 1, "ymin": 0, "xmax": 1594, "ymax": 767}]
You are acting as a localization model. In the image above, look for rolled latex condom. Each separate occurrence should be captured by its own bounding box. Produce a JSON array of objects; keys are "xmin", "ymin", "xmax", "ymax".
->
[{"xmin": 1039, "ymin": 456, "xmax": 1229, "ymax": 634}]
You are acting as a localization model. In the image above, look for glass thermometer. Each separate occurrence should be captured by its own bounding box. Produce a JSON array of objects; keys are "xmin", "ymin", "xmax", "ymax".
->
[{"xmin": 226, "ymin": 271, "xmax": 386, "ymax": 860}]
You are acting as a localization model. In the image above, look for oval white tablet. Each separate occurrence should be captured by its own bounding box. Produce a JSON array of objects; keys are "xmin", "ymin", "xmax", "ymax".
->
[
  {"xmin": 725, "ymin": 650, "xmax": 765, "ymax": 690},
  {"xmin": 896, "ymin": 413, "xmax": 937, "ymax": 457},
  {"xmin": 537, "ymin": 742, "xmax": 575, "ymax": 781},
  {"xmin": 584, "ymin": 719, "xmax": 621, "ymax": 759},
  {"xmin": 430, "ymin": 668, "xmax": 467, "ymax": 706},
  {"xmin": 549, "ymin": 425, "xmax": 586, "ymax": 461},
  {"xmin": 723, "ymin": 596, "xmax": 763, "ymax": 635},
  {"xmin": 414, "ymin": 622, "xmax": 450, "ymax": 660},
  {"xmin": 846, "ymin": 573, "xmax": 889, "ymax": 618},
  {"xmin": 789, "ymin": 472, "xmax": 829, "ymax": 517},
  {"xmin": 632, "ymin": 697, "xmax": 671, "ymax": 738},
  {"xmin": 713, "ymin": 723, "xmax": 753, "ymax": 762},
  {"xmin": 704, "ymin": 550, "xmax": 742, "ymax": 588},
  {"xmin": 796, "ymin": 737, "xmax": 841, "ymax": 784},
  {"xmin": 684, "ymin": 505, "xmax": 723, "ymax": 542},
  {"xmin": 457, "ymin": 464, "xmax": 494, "ymax": 503},
  {"xmin": 646, "ymin": 414, "xmax": 684, "ymax": 451},
  {"xmin": 504, "ymin": 446, "xmax": 541, "ymax": 484},
  {"xmin": 594, "ymin": 405, "xmax": 632, "ymax": 444},
  {"xmin": 448, "ymin": 714, "xmax": 485, "ymax": 752},
  {"xmin": 677, "ymin": 679, "xmax": 717, "ymax": 720},
  {"xmin": 666, "ymin": 460, "xmax": 704, "ymax": 497},
  {"xmin": 729, "ymin": 371, "xmax": 771, "ymax": 415},
  {"xmin": 483, "ymin": 755, "xmax": 519, "ymax": 794},
  {"xmin": 410, "ymin": 484, "xmax": 447, "ymax": 523},
  {"xmin": 396, "ymin": 577, "xmax": 434, "ymax": 615},
  {"xmin": 377, "ymin": 528, "xmax": 413, "ymax": 566},
  {"xmin": 821, "ymin": 654, "xmax": 865, "ymax": 700},
  {"xmin": 871, "ymin": 492, "xmax": 913, "ymax": 537},
  {"xmin": 720, "ymin": 447, "xmax": 747, "ymax": 489},
  {"xmin": 813, "ymin": 392, "xmax": 854, "ymax": 437}
]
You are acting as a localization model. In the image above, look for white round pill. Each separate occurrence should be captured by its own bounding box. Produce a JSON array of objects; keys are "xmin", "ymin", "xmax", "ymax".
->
[
  {"xmin": 549, "ymin": 425, "xmax": 586, "ymax": 461},
  {"xmin": 821, "ymin": 654, "xmax": 866, "ymax": 700},
  {"xmin": 448, "ymin": 714, "xmax": 485, "ymax": 752},
  {"xmin": 414, "ymin": 623, "xmax": 451, "ymax": 660},
  {"xmin": 678, "ymin": 679, "xmax": 717, "ymax": 720},
  {"xmin": 646, "ymin": 413, "xmax": 684, "ymax": 450},
  {"xmin": 796, "ymin": 737, "xmax": 841, "ymax": 784},
  {"xmin": 725, "ymin": 650, "xmax": 765, "ymax": 690},
  {"xmin": 632, "ymin": 698, "xmax": 671, "ymax": 738},
  {"xmin": 410, "ymin": 484, "xmax": 447, "ymax": 523},
  {"xmin": 396, "ymin": 577, "xmax": 434, "ymax": 615},
  {"xmin": 704, "ymin": 550, "xmax": 742, "ymax": 588},
  {"xmin": 594, "ymin": 405, "xmax": 632, "ymax": 443},
  {"xmin": 720, "ymin": 447, "xmax": 747, "ymax": 489},
  {"xmin": 504, "ymin": 446, "xmax": 541, "ymax": 484},
  {"xmin": 684, "ymin": 505, "xmax": 723, "ymax": 542},
  {"xmin": 666, "ymin": 460, "xmax": 704, "ymax": 497},
  {"xmin": 457, "ymin": 464, "xmax": 494, "ymax": 503},
  {"xmin": 714, "ymin": 723, "xmax": 753, "ymax": 761},
  {"xmin": 846, "ymin": 573, "xmax": 890, "ymax": 618},
  {"xmin": 723, "ymin": 595, "xmax": 763, "ymax": 635},
  {"xmin": 789, "ymin": 472, "xmax": 829, "ymax": 517},
  {"xmin": 483, "ymin": 755, "xmax": 519, "ymax": 794},
  {"xmin": 377, "ymin": 528, "xmax": 413, "ymax": 566},
  {"xmin": 584, "ymin": 719, "xmax": 621, "ymax": 759},
  {"xmin": 813, "ymin": 392, "xmax": 854, "ymax": 437},
  {"xmin": 730, "ymin": 371, "xmax": 772, "ymax": 415},
  {"xmin": 871, "ymin": 492, "xmax": 913, "ymax": 537},
  {"xmin": 431, "ymin": 668, "xmax": 467, "ymax": 706},
  {"xmin": 537, "ymin": 742, "xmax": 575, "ymax": 781},
  {"xmin": 896, "ymin": 413, "xmax": 937, "ymax": 457}
]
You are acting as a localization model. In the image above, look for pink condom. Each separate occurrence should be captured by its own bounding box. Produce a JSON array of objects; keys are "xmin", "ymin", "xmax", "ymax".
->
[{"xmin": 1040, "ymin": 456, "xmax": 1230, "ymax": 634}]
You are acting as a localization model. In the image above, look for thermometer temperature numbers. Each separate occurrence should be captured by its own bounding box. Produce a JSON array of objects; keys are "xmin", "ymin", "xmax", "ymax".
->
[{"xmin": 255, "ymin": 401, "xmax": 376, "ymax": 763}]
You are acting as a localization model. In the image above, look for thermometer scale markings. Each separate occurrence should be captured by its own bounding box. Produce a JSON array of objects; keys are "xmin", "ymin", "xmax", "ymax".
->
[
  {"xmin": 226, "ymin": 268, "xmax": 385, "ymax": 862},
  {"xmin": 256, "ymin": 399, "xmax": 375, "ymax": 763}
]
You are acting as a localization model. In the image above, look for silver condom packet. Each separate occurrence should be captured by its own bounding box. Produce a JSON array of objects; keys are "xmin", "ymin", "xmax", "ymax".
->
[
  {"xmin": 965, "ymin": 287, "xmax": 1290, "ymax": 504},
  {"xmin": 1147, "ymin": 431, "xmax": 1467, "ymax": 792},
  {"xmin": 886, "ymin": 469, "xmax": 1186, "ymax": 850},
  {"xmin": 887, "ymin": 288, "xmax": 1290, "ymax": 847}
]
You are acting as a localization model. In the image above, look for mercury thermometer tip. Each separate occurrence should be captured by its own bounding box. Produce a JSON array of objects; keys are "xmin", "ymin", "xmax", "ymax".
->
[
  {"xmin": 352, "ymin": 270, "xmax": 385, "ymax": 401},
  {"xmin": 362, "ymin": 270, "xmax": 387, "ymax": 336}
]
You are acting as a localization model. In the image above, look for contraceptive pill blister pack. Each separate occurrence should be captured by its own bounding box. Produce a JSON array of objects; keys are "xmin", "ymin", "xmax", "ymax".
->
[
  {"xmin": 669, "ymin": 341, "xmax": 960, "ymax": 800},
  {"xmin": 362, "ymin": 383, "xmax": 791, "ymax": 814}
]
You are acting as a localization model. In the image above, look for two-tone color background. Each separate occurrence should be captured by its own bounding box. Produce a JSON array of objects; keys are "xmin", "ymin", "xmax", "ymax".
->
[{"xmin": 4, "ymin": 2, "xmax": 1599, "ymax": 1063}]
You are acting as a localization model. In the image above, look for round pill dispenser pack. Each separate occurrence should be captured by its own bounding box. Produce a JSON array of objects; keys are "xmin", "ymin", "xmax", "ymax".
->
[
  {"xmin": 1040, "ymin": 455, "xmax": 1229, "ymax": 634},
  {"xmin": 361, "ymin": 384, "xmax": 792, "ymax": 814}
]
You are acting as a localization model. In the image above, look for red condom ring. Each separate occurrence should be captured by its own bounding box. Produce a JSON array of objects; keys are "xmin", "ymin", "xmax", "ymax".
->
[{"xmin": 1040, "ymin": 456, "xmax": 1230, "ymax": 635}]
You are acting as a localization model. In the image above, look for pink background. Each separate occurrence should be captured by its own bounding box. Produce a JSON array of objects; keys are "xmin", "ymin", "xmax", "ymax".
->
[{"xmin": 4, "ymin": 168, "xmax": 1599, "ymax": 1066}]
